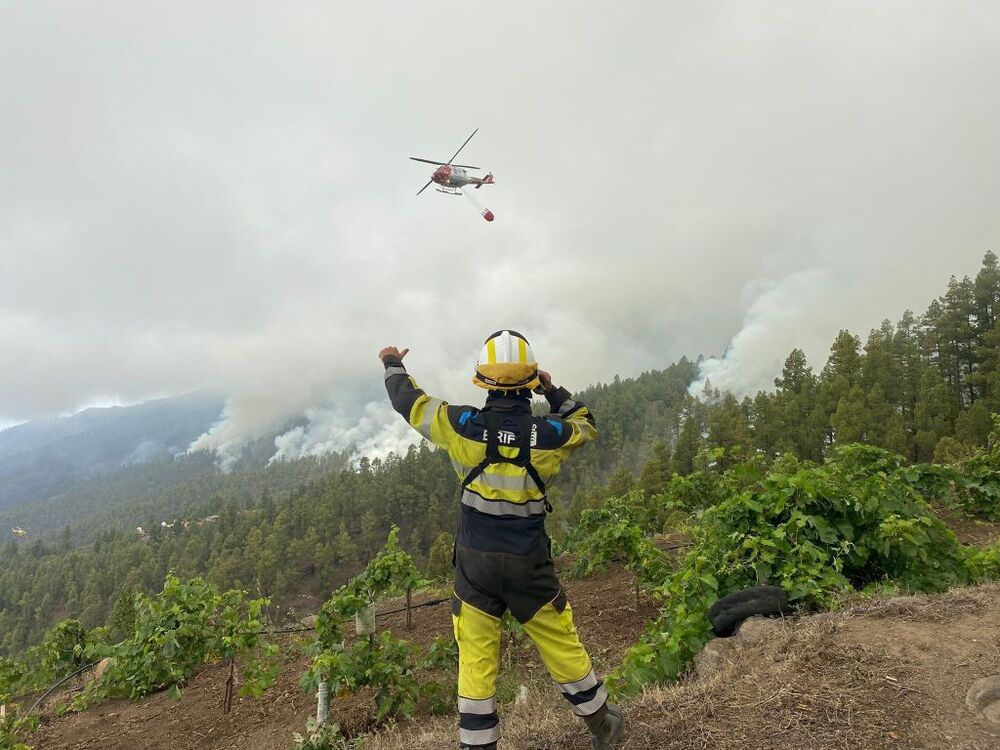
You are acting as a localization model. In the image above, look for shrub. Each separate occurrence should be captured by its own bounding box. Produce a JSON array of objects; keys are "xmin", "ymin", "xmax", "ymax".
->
[
  {"xmin": 971, "ymin": 540, "xmax": 1000, "ymax": 580},
  {"xmin": 79, "ymin": 575, "xmax": 276, "ymax": 706},
  {"xmin": 303, "ymin": 527, "xmax": 452, "ymax": 730},
  {"xmin": 607, "ymin": 444, "xmax": 981, "ymax": 696},
  {"xmin": 303, "ymin": 632, "xmax": 420, "ymax": 721},
  {"xmin": 564, "ymin": 491, "xmax": 669, "ymax": 585},
  {"xmin": 0, "ymin": 657, "xmax": 26, "ymax": 704},
  {"xmin": 0, "ymin": 707, "xmax": 38, "ymax": 750}
]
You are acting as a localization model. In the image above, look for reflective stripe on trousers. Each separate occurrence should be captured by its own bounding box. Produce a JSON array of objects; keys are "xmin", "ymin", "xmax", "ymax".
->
[
  {"xmin": 453, "ymin": 602, "xmax": 501, "ymax": 748},
  {"xmin": 452, "ymin": 596, "xmax": 607, "ymax": 747}
]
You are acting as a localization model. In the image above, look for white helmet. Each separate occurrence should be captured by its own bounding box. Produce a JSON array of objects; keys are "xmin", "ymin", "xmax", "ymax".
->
[{"xmin": 472, "ymin": 330, "xmax": 540, "ymax": 392}]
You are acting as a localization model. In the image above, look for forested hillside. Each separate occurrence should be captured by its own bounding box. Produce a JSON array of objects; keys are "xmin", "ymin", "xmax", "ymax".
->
[
  {"xmin": 1, "ymin": 252, "xmax": 998, "ymax": 660},
  {"xmin": 0, "ymin": 392, "xmax": 225, "ymax": 523},
  {"xmin": 1, "ymin": 449, "xmax": 343, "ymax": 544}
]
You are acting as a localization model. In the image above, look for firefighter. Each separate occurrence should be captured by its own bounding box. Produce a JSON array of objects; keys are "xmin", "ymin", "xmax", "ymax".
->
[{"xmin": 380, "ymin": 330, "xmax": 624, "ymax": 750}]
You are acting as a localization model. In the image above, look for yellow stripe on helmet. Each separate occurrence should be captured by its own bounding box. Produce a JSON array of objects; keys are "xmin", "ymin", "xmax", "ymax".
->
[{"xmin": 474, "ymin": 330, "xmax": 540, "ymax": 391}]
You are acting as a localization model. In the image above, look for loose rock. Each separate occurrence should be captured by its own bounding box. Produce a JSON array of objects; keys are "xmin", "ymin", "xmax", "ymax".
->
[
  {"xmin": 693, "ymin": 638, "xmax": 735, "ymax": 679},
  {"xmin": 94, "ymin": 657, "xmax": 114, "ymax": 681},
  {"xmin": 966, "ymin": 675, "xmax": 1000, "ymax": 725},
  {"xmin": 735, "ymin": 616, "xmax": 785, "ymax": 646}
]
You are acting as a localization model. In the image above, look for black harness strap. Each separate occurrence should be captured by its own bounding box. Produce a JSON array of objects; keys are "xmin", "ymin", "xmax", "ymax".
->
[{"xmin": 461, "ymin": 410, "xmax": 549, "ymax": 505}]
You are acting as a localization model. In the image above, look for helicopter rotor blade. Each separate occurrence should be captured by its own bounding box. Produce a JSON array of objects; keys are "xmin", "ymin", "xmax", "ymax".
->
[
  {"xmin": 416, "ymin": 179, "xmax": 434, "ymax": 196},
  {"xmin": 410, "ymin": 157, "xmax": 479, "ymax": 169},
  {"xmin": 445, "ymin": 128, "xmax": 478, "ymax": 166}
]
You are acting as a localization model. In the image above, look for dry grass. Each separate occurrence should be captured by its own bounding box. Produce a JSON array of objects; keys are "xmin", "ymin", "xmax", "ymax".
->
[
  {"xmin": 836, "ymin": 583, "xmax": 1000, "ymax": 622},
  {"xmin": 363, "ymin": 617, "xmax": 911, "ymax": 750},
  {"xmin": 623, "ymin": 617, "xmax": 915, "ymax": 750},
  {"xmin": 363, "ymin": 586, "xmax": 1000, "ymax": 750},
  {"xmin": 364, "ymin": 688, "xmax": 583, "ymax": 750}
]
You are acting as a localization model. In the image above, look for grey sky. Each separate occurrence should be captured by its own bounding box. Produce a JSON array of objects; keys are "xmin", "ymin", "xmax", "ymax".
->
[{"xmin": 2, "ymin": 2, "xmax": 999, "ymax": 459}]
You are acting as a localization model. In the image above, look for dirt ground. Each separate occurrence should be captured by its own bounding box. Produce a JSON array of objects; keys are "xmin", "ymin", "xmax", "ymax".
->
[
  {"xmin": 29, "ymin": 565, "xmax": 656, "ymax": 750},
  {"xmin": 932, "ymin": 504, "xmax": 1000, "ymax": 547},
  {"xmin": 26, "ymin": 520, "xmax": 1000, "ymax": 750}
]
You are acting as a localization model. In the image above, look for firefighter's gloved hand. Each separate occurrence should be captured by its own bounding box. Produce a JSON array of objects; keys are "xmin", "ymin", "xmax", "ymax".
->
[
  {"xmin": 379, "ymin": 346, "xmax": 409, "ymax": 365},
  {"xmin": 534, "ymin": 369, "xmax": 555, "ymax": 394}
]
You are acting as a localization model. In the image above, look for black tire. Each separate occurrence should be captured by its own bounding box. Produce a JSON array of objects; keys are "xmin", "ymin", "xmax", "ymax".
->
[{"xmin": 707, "ymin": 585, "xmax": 791, "ymax": 637}]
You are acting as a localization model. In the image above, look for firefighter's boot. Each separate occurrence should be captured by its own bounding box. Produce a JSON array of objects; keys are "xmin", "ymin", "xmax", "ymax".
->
[{"xmin": 585, "ymin": 702, "xmax": 624, "ymax": 750}]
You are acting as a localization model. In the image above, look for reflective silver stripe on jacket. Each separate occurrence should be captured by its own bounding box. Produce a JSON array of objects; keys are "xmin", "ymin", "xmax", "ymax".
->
[
  {"xmin": 461, "ymin": 489, "xmax": 547, "ymax": 517},
  {"xmin": 555, "ymin": 669, "xmax": 599, "ymax": 696},
  {"xmin": 451, "ymin": 458, "xmax": 542, "ymax": 492},
  {"xmin": 460, "ymin": 725, "xmax": 501, "ymax": 746},
  {"xmin": 383, "ymin": 365, "xmax": 408, "ymax": 379},
  {"xmin": 571, "ymin": 685, "xmax": 609, "ymax": 716},
  {"xmin": 557, "ymin": 397, "xmax": 578, "ymax": 417},
  {"xmin": 415, "ymin": 396, "xmax": 443, "ymax": 440},
  {"xmin": 458, "ymin": 695, "xmax": 497, "ymax": 715}
]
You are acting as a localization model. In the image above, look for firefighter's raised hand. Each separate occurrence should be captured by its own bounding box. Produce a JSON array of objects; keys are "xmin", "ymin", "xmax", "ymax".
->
[
  {"xmin": 535, "ymin": 369, "xmax": 555, "ymax": 394},
  {"xmin": 379, "ymin": 346, "xmax": 409, "ymax": 363}
]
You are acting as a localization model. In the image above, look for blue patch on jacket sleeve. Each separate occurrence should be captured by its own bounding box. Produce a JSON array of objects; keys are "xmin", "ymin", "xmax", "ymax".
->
[
  {"xmin": 546, "ymin": 418, "xmax": 564, "ymax": 436},
  {"xmin": 459, "ymin": 410, "xmax": 473, "ymax": 426}
]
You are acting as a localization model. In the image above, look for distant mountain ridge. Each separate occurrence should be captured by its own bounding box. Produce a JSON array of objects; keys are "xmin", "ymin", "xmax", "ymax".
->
[{"xmin": 0, "ymin": 392, "xmax": 225, "ymax": 513}]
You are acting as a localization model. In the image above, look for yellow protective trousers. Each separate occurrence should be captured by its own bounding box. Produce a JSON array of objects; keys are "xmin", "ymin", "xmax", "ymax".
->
[{"xmin": 451, "ymin": 545, "xmax": 608, "ymax": 749}]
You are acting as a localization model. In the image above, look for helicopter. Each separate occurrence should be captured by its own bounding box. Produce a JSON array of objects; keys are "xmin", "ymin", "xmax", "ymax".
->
[{"xmin": 410, "ymin": 129, "xmax": 495, "ymax": 221}]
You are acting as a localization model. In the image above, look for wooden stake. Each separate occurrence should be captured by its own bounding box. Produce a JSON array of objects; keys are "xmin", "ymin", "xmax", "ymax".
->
[
  {"xmin": 405, "ymin": 587, "xmax": 412, "ymax": 630},
  {"xmin": 223, "ymin": 657, "xmax": 235, "ymax": 714}
]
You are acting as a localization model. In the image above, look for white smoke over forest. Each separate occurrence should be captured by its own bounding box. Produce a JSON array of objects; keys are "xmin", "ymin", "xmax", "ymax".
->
[
  {"xmin": 689, "ymin": 269, "xmax": 845, "ymax": 397},
  {"xmin": 271, "ymin": 401, "xmax": 422, "ymax": 465},
  {"xmin": 3, "ymin": 2, "xmax": 999, "ymax": 463}
]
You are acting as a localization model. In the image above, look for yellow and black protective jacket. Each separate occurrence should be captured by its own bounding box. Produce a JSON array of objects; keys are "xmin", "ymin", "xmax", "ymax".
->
[
  {"xmin": 383, "ymin": 357, "xmax": 597, "ymax": 556},
  {"xmin": 384, "ymin": 356, "xmax": 608, "ymax": 748}
]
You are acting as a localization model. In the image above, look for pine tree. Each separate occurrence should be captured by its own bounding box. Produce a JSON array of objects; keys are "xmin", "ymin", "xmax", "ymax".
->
[
  {"xmin": 749, "ymin": 391, "xmax": 782, "ymax": 456},
  {"xmin": 861, "ymin": 321, "xmax": 901, "ymax": 405},
  {"xmin": 775, "ymin": 348, "xmax": 813, "ymax": 393},
  {"xmin": 60, "ymin": 526, "xmax": 72, "ymax": 552},
  {"xmin": 882, "ymin": 414, "xmax": 911, "ymax": 457},
  {"xmin": 707, "ymin": 393, "xmax": 751, "ymax": 467},
  {"xmin": 973, "ymin": 250, "xmax": 1000, "ymax": 335},
  {"xmin": 864, "ymin": 383, "xmax": 895, "ymax": 447},
  {"xmin": 670, "ymin": 405, "xmax": 703, "ymax": 476},
  {"xmin": 893, "ymin": 310, "xmax": 924, "ymax": 433},
  {"xmin": 914, "ymin": 368, "xmax": 955, "ymax": 460},
  {"xmin": 923, "ymin": 277, "xmax": 978, "ymax": 407},
  {"xmin": 360, "ymin": 510, "xmax": 381, "ymax": 560},
  {"xmin": 426, "ymin": 532, "xmax": 454, "ymax": 581},
  {"xmin": 831, "ymin": 385, "xmax": 868, "ymax": 444},
  {"xmin": 822, "ymin": 330, "xmax": 863, "ymax": 385},
  {"xmin": 972, "ymin": 318, "xmax": 1000, "ymax": 411},
  {"xmin": 771, "ymin": 349, "xmax": 822, "ymax": 459},
  {"xmin": 954, "ymin": 401, "xmax": 993, "ymax": 448},
  {"xmin": 605, "ymin": 466, "xmax": 636, "ymax": 497},
  {"xmin": 816, "ymin": 331, "xmax": 863, "ymax": 448},
  {"xmin": 638, "ymin": 442, "xmax": 672, "ymax": 494},
  {"xmin": 110, "ymin": 585, "xmax": 137, "ymax": 641}
]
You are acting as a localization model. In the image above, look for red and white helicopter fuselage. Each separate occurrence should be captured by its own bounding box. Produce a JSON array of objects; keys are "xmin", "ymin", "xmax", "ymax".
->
[
  {"xmin": 430, "ymin": 164, "xmax": 494, "ymax": 194},
  {"xmin": 410, "ymin": 128, "xmax": 496, "ymax": 221}
]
